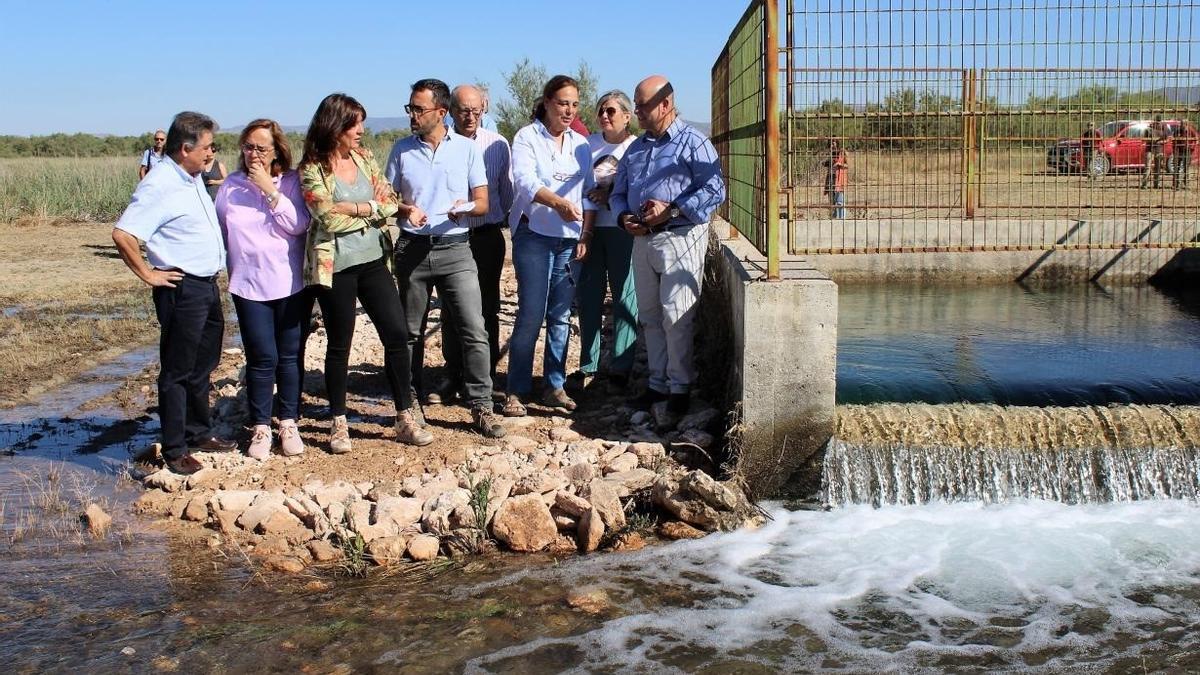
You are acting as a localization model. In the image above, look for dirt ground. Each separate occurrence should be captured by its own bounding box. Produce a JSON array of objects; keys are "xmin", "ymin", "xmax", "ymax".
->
[{"xmin": 0, "ymin": 221, "xmax": 157, "ymax": 407}]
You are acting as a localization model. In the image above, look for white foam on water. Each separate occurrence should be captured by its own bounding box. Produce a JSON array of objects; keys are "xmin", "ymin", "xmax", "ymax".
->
[{"xmin": 464, "ymin": 500, "xmax": 1200, "ymax": 673}]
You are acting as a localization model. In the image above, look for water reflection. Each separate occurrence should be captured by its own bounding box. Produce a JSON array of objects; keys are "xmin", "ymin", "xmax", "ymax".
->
[{"xmin": 838, "ymin": 283, "xmax": 1200, "ymax": 405}]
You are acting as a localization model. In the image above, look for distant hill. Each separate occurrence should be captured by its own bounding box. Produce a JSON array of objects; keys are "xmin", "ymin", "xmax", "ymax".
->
[{"xmin": 1149, "ymin": 86, "xmax": 1200, "ymax": 105}]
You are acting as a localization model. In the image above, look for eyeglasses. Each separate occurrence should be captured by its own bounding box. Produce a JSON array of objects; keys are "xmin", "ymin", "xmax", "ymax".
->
[
  {"xmin": 454, "ymin": 108, "xmax": 483, "ymax": 118},
  {"xmin": 153, "ymin": 138, "xmax": 166, "ymax": 143},
  {"xmin": 598, "ymin": 106, "xmax": 624, "ymax": 118},
  {"xmin": 241, "ymin": 143, "xmax": 273, "ymax": 154},
  {"xmin": 405, "ymin": 104, "xmax": 441, "ymax": 116}
]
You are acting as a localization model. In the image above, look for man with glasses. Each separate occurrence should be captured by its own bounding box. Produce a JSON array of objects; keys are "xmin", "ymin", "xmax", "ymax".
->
[
  {"xmin": 611, "ymin": 75, "xmax": 726, "ymax": 428},
  {"xmin": 113, "ymin": 112, "xmax": 237, "ymax": 474},
  {"xmin": 426, "ymin": 84, "xmax": 513, "ymax": 405},
  {"xmin": 139, "ymin": 129, "xmax": 167, "ymax": 180},
  {"xmin": 385, "ymin": 78, "xmax": 506, "ymax": 439}
]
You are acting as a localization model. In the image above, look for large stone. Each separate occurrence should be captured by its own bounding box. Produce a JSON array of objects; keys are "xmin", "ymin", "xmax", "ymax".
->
[
  {"xmin": 181, "ymin": 495, "xmax": 211, "ymax": 522},
  {"xmin": 133, "ymin": 489, "xmax": 173, "ymax": 516},
  {"xmin": 374, "ymin": 496, "xmax": 423, "ymax": 530},
  {"xmin": 256, "ymin": 510, "xmax": 306, "ymax": 538},
  {"xmin": 366, "ymin": 482, "xmax": 402, "ymax": 502},
  {"xmin": 553, "ymin": 491, "xmax": 591, "ymax": 518},
  {"xmin": 143, "ymin": 470, "xmax": 183, "ymax": 493},
  {"xmin": 512, "ymin": 470, "xmax": 568, "ymax": 496},
  {"xmin": 406, "ymin": 534, "xmax": 440, "ymax": 561},
  {"xmin": 491, "ymin": 494, "xmax": 557, "ymax": 552},
  {"xmin": 185, "ymin": 468, "xmax": 222, "ymax": 491},
  {"xmin": 504, "ymin": 435, "xmax": 540, "ymax": 453},
  {"xmin": 477, "ymin": 454, "xmax": 515, "ymax": 479},
  {"xmin": 678, "ymin": 429, "xmax": 715, "ymax": 449},
  {"xmin": 683, "ymin": 471, "xmax": 739, "ymax": 511},
  {"xmin": 366, "ymin": 536, "xmax": 409, "ymax": 566},
  {"xmin": 583, "ymin": 479, "xmax": 626, "ymax": 531},
  {"xmin": 562, "ymin": 462, "xmax": 596, "ymax": 486},
  {"xmin": 678, "ymin": 407, "xmax": 720, "ymax": 432},
  {"xmin": 577, "ymin": 507, "xmax": 604, "ymax": 553},
  {"xmin": 213, "ymin": 490, "xmax": 260, "ymax": 514},
  {"xmin": 548, "ymin": 427, "xmax": 582, "ymax": 442},
  {"xmin": 309, "ymin": 481, "xmax": 360, "ymax": 508},
  {"xmin": 628, "ymin": 442, "xmax": 666, "ymax": 467},
  {"xmin": 603, "ymin": 453, "xmax": 639, "ymax": 475},
  {"xmin": 412, "ymin": 474, "xmax": 461, "ymax": 502},
  {"xmin": 600, "ymin": 443, "xmax": 629, "ymax": 465},
  {"xmin": 236, "ymin": 494, "xmax": 287, "ymax": 532},
  {"xmin": 553, "ymin": 512, "xmax": 579, "ymax": 531},
  {"xmin": 81, "ymin": 503, "xmax": 112, "ymax": 536},
  {"xmin": 308, "ymin": 539, "xmax": 341, "ymax": 562},
  {"xmin": 651, "ymin": 474, "xmax": 746, "ymax": 532},
  {"xmin": 606, "ymin": 469, "xmax": 659, "ymax": 494},
  {"xmin": 566, "ymin": 586, "xmax": 611, "ymax": 614},
  {"xmin": 421, "ymin": 489, "xmax": 474, "ymax": 536},
  {"xmin": 659, "ymin": 521, "xmax": 707, "ymax": 540},
  {"xmin": 260, "ymin": 555, "xmax": 306, "ymax": 574},
  {"xmin": 212, "ymin": 509, "xmax": 239, "ymax": 534},
  {"xmin": 346, "ymin": 500, "xmax": 382, "ymax": 540}
]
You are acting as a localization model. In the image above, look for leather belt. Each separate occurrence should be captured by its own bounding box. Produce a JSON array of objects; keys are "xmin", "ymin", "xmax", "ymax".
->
[{"xmin": 401, "ymin": 230, "xmax": 470, "ymax": 245}]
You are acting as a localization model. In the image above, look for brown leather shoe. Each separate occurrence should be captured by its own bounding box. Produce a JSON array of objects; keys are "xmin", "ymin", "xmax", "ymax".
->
[
  {"xmin": 166, "ymin": 454, "xmax": 203, "ymax": 475},
  {"xmin": 190, "ymin": 436, "xmax": 237, "ymax": 453}
]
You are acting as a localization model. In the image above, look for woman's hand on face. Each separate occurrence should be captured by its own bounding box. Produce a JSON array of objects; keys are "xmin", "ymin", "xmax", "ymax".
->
[
  {"xmin": 247, "ymin": 158, "xmax": 274, "ymax": 194},
  {"xmin": 553, "ymin": 197, "xmax": 583, "ymax": 223}
]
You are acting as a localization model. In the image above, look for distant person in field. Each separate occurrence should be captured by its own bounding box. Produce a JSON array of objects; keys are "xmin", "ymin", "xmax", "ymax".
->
[
  {"xmin": 1174, "ymin": 122, "xmax": 1197, "ymax": 190},
  {"xmin": 611, "ymin": 75, "xmax": 726, "ymax": 428},
  {"xmin": 478, "ymin": 85, "xmax": 499, "ymax": 132},
  {"xmin": 1142, "ymin": 115, "xmax": 1167, "ymax": 189},
  {"xmin": 201, "ymin": 146, "xmax": 227, "ymax": 201},
  {"xmin": 823, "ymin": 139, "xmax": 848, "ymax": 219},
  {"xmin": 1081, "ymin": 122, "xmax": 1101, "ymax": 177},
  {"xmin": 113, "ymin": 111, "xmax": 237, "ymax": 475},
  {"xmin": 139, "ymin": 129, "xmax": 166, "ymax": 180},
  {"xmin": 213, "ymin": 119, "xmax": 309, "ymax": 460}
]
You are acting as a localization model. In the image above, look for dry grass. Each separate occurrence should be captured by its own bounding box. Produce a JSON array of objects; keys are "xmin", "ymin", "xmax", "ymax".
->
[
  {"xmin": 1, "ymin": 463, "xmax": 126, "ymax": 551},
  {"xmin": 787, "ymin": 148, "xmax": 1200, "ymax": 220}
]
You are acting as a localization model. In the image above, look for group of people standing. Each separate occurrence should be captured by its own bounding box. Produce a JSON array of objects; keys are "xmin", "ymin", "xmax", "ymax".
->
[{"xmin": 115, "ymin": 75, "xmax": 726, "ymax": 475}]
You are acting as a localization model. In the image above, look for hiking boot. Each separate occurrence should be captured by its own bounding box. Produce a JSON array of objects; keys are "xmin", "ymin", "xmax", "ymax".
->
[
  {"xmin": 606, "ymin": 372, "xmax": 630, "ymax": 396},
  {"xmin": 542, "ymin": 387, "xmax": 577, "ymax": 412},
  {"xmin": 247, "ymin": 424, "xmax": 272, "ymax": 461},
  {"xmin": 166, "ymin": 453, "xmax": 203, "ymax": 475},
  {"xmin": 329, "ymin": 415, "xmax": 352, "ymax": 455},
  {"xmin": 396, "ymin": 409, "xmax": 434, "ymax": 446},
  {"xmin": 667, "ymin": 393, "xmax": 691, "ymax": 416},
  {"xmin": 424, "ymin": 379, "xmax": 463, "ymax": 405},
  {"xmin": 471, "ymin": 404, "xmax": 507, "ymax": 439},
  {"xmin": 278, "ymin": 419, "xmax": 304, "ymax": 457},
  {"xmin": 628, "ymin": 387, "xmax": 668, "ymax": 412}
]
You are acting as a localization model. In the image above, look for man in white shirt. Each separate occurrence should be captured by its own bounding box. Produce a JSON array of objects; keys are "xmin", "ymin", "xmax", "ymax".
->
[
  {"xmin": 113, "ymin": 112, "xmax": 237, "ymax": 474},
  {"xmin": 386, "ymin": 78, "xmax": 506, "ymax": 439}
]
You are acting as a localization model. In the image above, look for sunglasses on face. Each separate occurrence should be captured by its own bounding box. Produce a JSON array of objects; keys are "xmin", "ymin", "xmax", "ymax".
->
[{"xmin": 598, "ymin": 107, "xmax": 624, "ymax": 118}]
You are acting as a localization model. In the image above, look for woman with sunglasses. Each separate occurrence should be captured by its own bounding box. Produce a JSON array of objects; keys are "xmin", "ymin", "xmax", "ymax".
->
[
  {"xmin": 576, "ymin": 90, "xmax": 639, "ymax": 395},
  {"xmin": 299, "ymin": 93, "xmax": 431, "ymax": 453},
  {"xmin": 504, "ymin": 75, "xmax": 597, "ymax": 417},
  {"xmin": 214, "ymin": 119, "xmax": 309, "ymax": 459}
]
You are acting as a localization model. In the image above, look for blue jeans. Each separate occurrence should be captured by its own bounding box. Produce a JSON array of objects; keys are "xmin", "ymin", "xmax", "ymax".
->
[
  {"xmin": 830, "ymin": 191, "xmax": 845, "ymax": 219},
  {"xmin": 232, "ymin": 291, "xmax": 308, "ymax": 425},
  {"xmin": 508, "ymin": 224, "xmax": 577, "ymax": 395}
]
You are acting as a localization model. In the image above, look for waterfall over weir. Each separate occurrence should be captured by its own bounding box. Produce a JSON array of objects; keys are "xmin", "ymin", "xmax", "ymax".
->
[
  {"xmin": 823, "ymin": 441, "xmax": 1200, "ymax": 507},
  {"xmin": 826, "ymin": 403, "xmax": 1200, "ymax": 507}
]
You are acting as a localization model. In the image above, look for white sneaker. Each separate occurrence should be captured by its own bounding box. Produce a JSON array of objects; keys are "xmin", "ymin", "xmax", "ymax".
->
[
  {"xmin": 279, "ymin": 419, "xmax": 304, "ymax": 456},
  {"xmin": 247, "ymin": 424, "xmax": 272, "ymax": 461}
]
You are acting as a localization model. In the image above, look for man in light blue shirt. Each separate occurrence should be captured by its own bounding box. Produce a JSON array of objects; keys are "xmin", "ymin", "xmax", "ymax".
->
[
  {"xmin": 113, "ymin": 111, "xmax": 237, "ymax": 474},
  {"xmin": 139, "ymin": 129, "xmax": 166, "ymax": 180},
  {"xmin": 386, "ymin": 78, "xmax": 505, "ymax": 440},
  {"xmin": 610, "ymin": 75, "xmax": 727, "ymax": 427}
]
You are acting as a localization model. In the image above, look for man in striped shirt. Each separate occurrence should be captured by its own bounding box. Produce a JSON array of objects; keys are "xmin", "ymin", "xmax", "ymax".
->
[
  {"xmin": 611, "ymin": 75, "xmax": 726, "ymax": 428},
  {"xmin": 427, "ymin": 84, "xmax": 515, "ymax": 404}
]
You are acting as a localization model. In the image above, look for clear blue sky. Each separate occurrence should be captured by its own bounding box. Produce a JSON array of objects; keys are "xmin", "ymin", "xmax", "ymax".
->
[{"xmin": 0, "ymin": 0, "xmax": 749, "ymax": 136}]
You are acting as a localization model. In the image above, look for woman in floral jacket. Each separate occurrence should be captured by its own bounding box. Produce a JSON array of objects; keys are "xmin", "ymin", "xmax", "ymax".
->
[{"xmin": 299, "ymin": 93, "xmax": 431, "ymax": 453}]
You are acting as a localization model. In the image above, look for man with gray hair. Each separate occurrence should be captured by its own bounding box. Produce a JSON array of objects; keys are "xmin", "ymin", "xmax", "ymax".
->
[
  {"xmin": 428, "ymin": 84, "xmax": 513, "ymax": 403},
  {"xmin": 611, "ymin": 75, "xmax": 726, "ymax": 428},
  {"xmin": 139, "ymin": 129, "xmax": 166, "ymax": 180},
  {"xmin": 113, "ymin": 111, "xmax": 236, "ymax": 474}
]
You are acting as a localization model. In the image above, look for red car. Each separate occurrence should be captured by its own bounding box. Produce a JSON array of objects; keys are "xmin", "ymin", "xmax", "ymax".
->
[{"xmin": 1047, "ymin": 119, "xmax": 1200, "ymax": 176}]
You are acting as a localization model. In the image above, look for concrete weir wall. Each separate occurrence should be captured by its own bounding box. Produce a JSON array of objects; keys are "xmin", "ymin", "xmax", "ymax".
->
[
  {"xmin": 793, "ymin": 218, "xmax": 1200, "ymax": 284},
  {"xmin": 712, "ymin": 226, "xmax": 838, "ymax": 498}
]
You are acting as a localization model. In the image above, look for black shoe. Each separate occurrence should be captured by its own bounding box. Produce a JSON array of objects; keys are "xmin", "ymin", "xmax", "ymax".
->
[
  {"xmin": 166, "ymin": 453, "xmax": 204, "ymax": 475},
  {"xmin": 667, "ymin": 393, "xmax": 690, "ymax": 416},
  {"xmin": 628, "ymin": 388, "xmax": 668, "ymax": 412},
  {"xmin": 606, "ymin": 373, "xmax": 630, "ymax": 396},
  {"xmin": 190, "ymin": 436, "xmax": 237, "ymax": 453}
]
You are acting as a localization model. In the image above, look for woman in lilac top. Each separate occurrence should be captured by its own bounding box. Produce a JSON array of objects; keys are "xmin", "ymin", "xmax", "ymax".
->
[{"xmin": 214, "ymin": 118, "xmax": 310, "ymax": 460}]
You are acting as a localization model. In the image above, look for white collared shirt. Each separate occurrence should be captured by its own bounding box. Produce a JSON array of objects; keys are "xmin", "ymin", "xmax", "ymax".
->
[
  {"xmin": 509, "ymin": 119, "xmax": 596, "ymax": 238},
  {"xmin": 115, "ymin": 155, "xmax": 225, "ymax": 276},
  {"xmin": 385, "ymin": 127, "xmax": 487, "ymax": 237}
]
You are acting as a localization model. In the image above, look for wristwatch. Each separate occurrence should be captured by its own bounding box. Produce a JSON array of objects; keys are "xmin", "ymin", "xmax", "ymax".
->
[{"xmin": 668, "ymin": 204, "xmax": 682, "ymax": 220}]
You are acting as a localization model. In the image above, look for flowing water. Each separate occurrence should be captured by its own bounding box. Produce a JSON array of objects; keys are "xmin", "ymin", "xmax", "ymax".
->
[{"xmin": 838, "ymin": 283, "xmax": 1200, "ymax": 405}]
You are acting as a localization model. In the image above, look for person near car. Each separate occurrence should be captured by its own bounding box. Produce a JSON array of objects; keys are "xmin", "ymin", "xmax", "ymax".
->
[
  {"xmin": 1081, "ymin": 122, "xmax": 1100, "ymax": 177},
  {"xmin": 1174, "ymin": 122, "xmax": 1196, "ymax": 190},
  {"xmin": 823, "ymin": 139, "xmax": 848, "ymax": 219},
  {"xmin": 112, "ymin": 111, "xmax": 238, "ymax": 475},
  {"xmin": 1142, "ymin": 115, "xmax": 1168, "ymax": 189}
]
